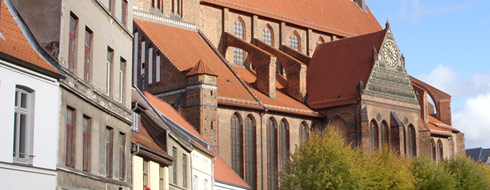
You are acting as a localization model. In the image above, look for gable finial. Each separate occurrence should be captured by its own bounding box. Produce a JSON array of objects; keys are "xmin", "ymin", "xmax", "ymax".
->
[
  {"xmin": 385, "ymin": 20, "xmax": 391, "ymax": 30},
  {"xmin": 357, "ymin": 80, "xmax": 365, "ymax": 95}
]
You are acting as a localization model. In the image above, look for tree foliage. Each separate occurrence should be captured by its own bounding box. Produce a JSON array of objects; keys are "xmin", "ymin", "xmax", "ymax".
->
[
  {"xmin": 441, "ymin": 156, "xmax": 489, "ymax": 190},
  {"xmin": 410, "ymin": 156, "xmax": 456, "ymax": 190}
]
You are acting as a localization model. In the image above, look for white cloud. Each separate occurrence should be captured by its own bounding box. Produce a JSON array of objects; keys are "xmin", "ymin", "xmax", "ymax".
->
[
  {"xmin": 418, "ymin": 64, "xmax": 457, "ymax": 92},
  {"xmin": 453, "ymin": 93, "xmax": 490, "ymax": 148}
]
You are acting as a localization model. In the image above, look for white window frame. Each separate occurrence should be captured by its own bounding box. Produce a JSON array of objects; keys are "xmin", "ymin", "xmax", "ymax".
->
[
  {"xmin": 148, "ymin": 47, "xmax": 153, "ymax": 84},
  {"xmin": 13, "ymin": 87, "xmax": 34, "ymax": 165},
  {"xmin": 156, "ymin": 54, "xmax": 161, "ymax": 82},
  {"xmin": 133, "ymin": 32, "xmax": 139, "ymax": 85}
]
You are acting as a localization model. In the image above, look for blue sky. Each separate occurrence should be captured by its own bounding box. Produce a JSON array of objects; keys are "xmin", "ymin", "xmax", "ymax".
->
[{"xmin": 368, "ymin": 0, "xmax": 490, "ymax": 148}]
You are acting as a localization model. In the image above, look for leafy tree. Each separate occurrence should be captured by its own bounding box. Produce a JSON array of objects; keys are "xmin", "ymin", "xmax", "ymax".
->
[
  {"xmin": 280, "ymin": 129, "xmax": 362, "ymax": 190},
  {"xmin": 358, "ymin": 148, "xmax": 414, "ymax": 190},
  {"xmin": 441, "ymin": 156, "xmax": 488, "ymax": 190},
  {"xmin": 410, "ymin": 156, "xmax": 456, "ymax": 190},
  {"xmin": 480, "ymin": 164, "xmax": 490, "ymax": 189}
]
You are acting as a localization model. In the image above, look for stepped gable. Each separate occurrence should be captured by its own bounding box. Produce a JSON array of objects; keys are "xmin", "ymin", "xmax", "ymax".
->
[
  {"xmin": 134, "ymin": 18, "xmax": 259, "ymax": 108},
  {"xmin": 233, "ymin": 66, "xmax": 319, "ymax": 117},
  {"xmin": 187, "ymin": 59, "xmax": 218, "ymax": 77},
  {"xmin": 307, "ymin": 29, "xmax": 387, "ymax": 108},
  {"xmin": 0, "ymin": 1, "xmax": 60, "ymax": 75},
  {"xmin": 201, "ymin": 0, "xmax": 381, "ymax": 37}
]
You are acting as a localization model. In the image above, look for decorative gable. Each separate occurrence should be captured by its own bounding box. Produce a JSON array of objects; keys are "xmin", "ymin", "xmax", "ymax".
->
[{"xmin": 364, "ymin": 26, "xmax": 418, "ymax": 104}]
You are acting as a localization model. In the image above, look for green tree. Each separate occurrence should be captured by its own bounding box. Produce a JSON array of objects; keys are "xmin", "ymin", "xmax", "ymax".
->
[
  {"xmin": 410, "ymin": 156, "xmax": 456, "ymax": 190},
  {"xmin": 479, "ymin": 164, "xmax": 490, "ymax": 189},
  {"xmin": 358, "ymin": 148, "xmax": 414, "ymax": 190},
  {"xmin": 280, "ymin": 129, "xmax": 362, "ymax": 190},
  {"xmin": 441, "ymin": 156, "xmax": 488, "ymax": 190}
]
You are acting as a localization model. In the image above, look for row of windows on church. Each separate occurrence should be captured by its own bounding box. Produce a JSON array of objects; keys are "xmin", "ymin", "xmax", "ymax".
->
[
  {"xmin": 133, "ymin": 32, "xmax": 163, "ymax": 90},
  {"xmin": 232, "ymin": 19, "xmax": 326, "ymax": 66},
  {"xmin": 230, "ymin": 113, "xmax": 311, "ymax": 189},
  {"xmin": 369, "ymin": 120, "xmax": 417, "ymax": 158}
]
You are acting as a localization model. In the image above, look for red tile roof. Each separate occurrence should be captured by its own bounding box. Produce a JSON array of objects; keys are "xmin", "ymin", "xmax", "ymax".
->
[
  {"xmin": 201, "ymin": 0, "xmax": 382, "ymax": 37},
  {"xmin": 0, "ymin": 1, "xmax": 60, "ymax": 74},
  {"xmin": 233, "ymin": 66, "xmax": 319, "ymax": 117},
  {"xmin": 187, "ymin": 59, "xmax": 217, "ymax": 77},
  {"xmin": 428, "ymin": 115, "xmax": 459, "ymax": 133},
  {"xmin": 144, "ymin": 91, "xmax": 249, "ymax": 188},
  {"xmin": 131, "ymin": 123, "xmax": 167, "ymax": 154},
  {"xmin": 134, "ymin": 18, "xmax": 257, "ymax": 104},
  {"xmin": 307, "ymin": 29, "xmax": 387, "ymax": 109}
]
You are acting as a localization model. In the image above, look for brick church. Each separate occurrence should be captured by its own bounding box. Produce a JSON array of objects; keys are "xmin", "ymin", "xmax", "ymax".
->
[{"xmin": 131, "ymin": 0, "xmax": 465, "ymax": 189}]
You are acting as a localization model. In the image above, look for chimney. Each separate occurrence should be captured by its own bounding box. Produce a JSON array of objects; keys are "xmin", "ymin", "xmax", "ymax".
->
[{"xmin": 355, "ymin": 0, "xmax": 366, "ymax": 11}]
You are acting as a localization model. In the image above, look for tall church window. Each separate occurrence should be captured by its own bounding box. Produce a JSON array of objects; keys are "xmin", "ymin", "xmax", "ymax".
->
[
  {"xmin": 407, "ymin": 125, "xmax": 416, "ymax": 159},
  {"xmin": 262, "ymin": 25, "xmax": 273, "ymax": 45},
  {"xmin": 437, "ymin": 139, "xmax": 443, "ymax": 161},
  {"xmin": 431, "ymin": 139, "xmax": 436, "ymax": 161},
  {"xmin": 279, "ymin": 119, "xmax": 290, "ymax": 171},
  {"xmin": 299, "ymin": 122, "xmax": 309, "ymax": 144},
  {"xmin": 148, "ymin": 45, "xmax": 154, "ymax": 84},
  {"xmin": 233, "ymin": 19, "xmax": 245, "ymax": 65},
  {"xmin": 231, "ymin": 113, "xmax": 243, "ymax": 177},
  {"xmin": 13, "ymin": 86, "xmax": 34, "ymax": 164},
  {"xmin": 370, "ymin": 120, "xmax": 379, "ymax": 151},
  {"xmin": 289, "ymin": 31, "xmax": 300, "ymax": 51},
  {"xmin": 133, "ymin": 31, "xmax": 139, "ymax": 86},
  {"xmin": 380, "ymin": 121, "xmax": 389, "ymax": 150},
  {"xmin": 267, "ymin": 118, "xmax": 278, "ymax": 190},
  {"xmin": 244, "ymin": 115, "xmax": 256, "ymax": 189}
]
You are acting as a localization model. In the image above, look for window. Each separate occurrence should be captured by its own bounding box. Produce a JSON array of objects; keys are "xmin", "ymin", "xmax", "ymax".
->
[
  {"xmin": 84, "ymin": 28, "xmax": 93, "ymax": 82},
  {"xmin": 204, "ymin": 179, "xmax": 208, "ymax": 190},
  {"xmin": 148, "ymin": 46, "xmax": 153, "ymax": 84},
  {"xmin": 407, "ymin": 125, "xmax": 416, "ymax": 159},
  {"xmin": 279, "ymin": 119, "xmax": 289, "ymax": 171},
  {"xmin": 65, "ymin": 107, "xmax": 75, "ymax": 167},
  {"xmin": 106, "ymin": 127, "xmax": 113, "ymax": 177},
  {"xmin": 370, "ymin": 120, "xmax": 379, "ymax": 151},
  {"xmin": 380, "ymin": 121, "xmax": 389, "ymax": 150},
  {"xmin": 122, "ymin": 0, "xmax": 128, "ymax": 26},
  {"xmin": 141, "ymin": 39, "xmax": 146, "ymax": 90},
  {"xmin": 431, "ymin": 139, "xmax": 436, "ymax": 161},
  {"xmin": 119, "ymin": 133, "xmax": 126, "ymax": 180},
  {"xmin": 267, "ymin": 118, "xmax": 278, "ymax": 190},
  {"xmin": 156, "ymin": 54, "xmax": 161, "ymax": 82},
  {"xmin": 82, "ymin": 115, "xmax": 91, "ymax": 171},
  {"xmin": 289, "ymin": 32, "xmax": 300, "ymax": 51},
  {"xmin": 13, "ymin": 87, "xmax": 34, "ymax": 164},
  {"xmin": 143, "ymin": 159, "xmax": 149, "ymax": 186},
  {"xmin": 437, "ymin": 140, "xmax": 443, "ymax": 162},
  {"xmin": 231, "ymin": 113, "xmax": 243, "ymax": 177},
  {"xmin": 119, "ymin": 58, "xmax": 126, "ymax": 102},
  {"xmin": 68, "ymin": 13, "xmax": 78, "ymax": 71},
  {"xmin": 152, "ymin": 0, "xmax": 163, "ymax": 11},
  {"xmin": 262, "ymin": 25, "xmax": 273, "ymax": 45},
  {"xmin": 193, "ymin": 175, "xmax": 198, "ymax": 190},
  {"xmin": 159, "ymin": 165, "xmax": 165, "ymax": 190},
  {"xmin": 133, "ymin": 31, "xmax": 139, "ymax": 85},
  {"xmin": 106, "ymin": 47, "xmax": 113, "ymax": 95},
  {"xmin": 233, "ymin": 19, "xmax": 245, "ymax": 66},
  {"xmin": 131, "ymin": 112, "xmax": 140, "ymax": 132},
  {"xmin": 108, "ymin": 0, "xmax": 115, "ymax": 15},
  {"xmin": 172, "ymin": 0, "xmax": 183, "ymax": 16},
  {"xmin": 182, "ymin": 154, "xmax": 187, "ymax": 187},
  {"xmin": 300, "ymin": 122, "xmax": 309, "ymax": 144},
  {"xmin": 245, "ymin": 115, "xmax": 256, "ymax": 189},
  {"xmin": 172, "ymin": 147, "xmax": 177, "ymax": 184}
]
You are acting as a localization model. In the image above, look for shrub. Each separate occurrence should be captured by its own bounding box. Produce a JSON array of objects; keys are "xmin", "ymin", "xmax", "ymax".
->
[
  {"xmin": 358, "ymin": 148, "xmax": 414, "ymax": 190},
  {"xmin": 410, "ymin": 156, "xmax": 456, "ymax": 190},
  {"xmin": 480, "ymin": 164, "xmax": 490, "ymax": 189},
  {"xmin": 280, "ymin": 129, "xmax": 362, "ymax": 190},
  {"xmin": 441, "ymin": 156, "xmax": 488, "ymax": 190}
]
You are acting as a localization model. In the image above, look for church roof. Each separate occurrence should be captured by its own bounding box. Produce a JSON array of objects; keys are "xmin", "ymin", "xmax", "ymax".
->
[
  {"xmin": 0, "ymin": 1, "xmax": 60, "ymax": 76},
  {"xmin": 307, "ymin": 29, "xmax": 387, "ymax": 109},
  {"xmin": 187, "ymin": 59, "xmax": 218, "ymax": 77},
  {"xmin": 134, "ymin": 18, "xmax": 258, "ymax": 108},
  {"xmin": 201, "ymin": 0, "xmax": 381, "ymax": 37}
]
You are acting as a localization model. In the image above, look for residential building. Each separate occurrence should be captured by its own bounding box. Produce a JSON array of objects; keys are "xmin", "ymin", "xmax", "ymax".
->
[
  {"xmin": 10, "ymin": 0, "xmax": 134, "ymax": 189},
  {"xmin": 0, "ymin": 0, "xmax": 62, "ymax": 189},
  {"xmin": 131, "ymin": 0, "xmax": 464, "ymax": 189},
  {"xmin": 467, "ymin": 148, "xmax": 490, "ymax": 165}
]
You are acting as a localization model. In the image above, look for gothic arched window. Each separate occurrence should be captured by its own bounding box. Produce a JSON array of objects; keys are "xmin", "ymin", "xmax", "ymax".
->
[
  {"xmin": 431, "ymin": 139, "xmax": 436, "ymax": 161},
  {"xmin": 233, "ymin": 19, "xmax": 245, "ymax": 65},
  {"xmin": 289, "ymin": 31, "xmax": 300, "ymax": 51},
  {"xmin": 370, "ymin": 120, "xmax": 379, "ymax": 151},
  {"xmin": 299, "ymin": 122, "xmax": 309, "ymax": 144},
  {"xmin": 380, "ymin": 121, "xmax": 389, "ymax": 150},
  {"xmin": 407, "ymin": 125, "xmax": 416, "ymax": 159},
  {"xmin": 279, "ymin": 119, "xmax": 290, "ymax": 171},
  {"xmin": 262, "ymin": 25, "xmax": 273, "ymax": 45},
  {"xmin": 244, "ymin": 115, "xmax": 256, "ymax": 189},
  {"xmin": 267, "ymin": 118, "xmax": 278, "ymax": 190},
  {"xmin": 231, "ymin": 113, "xmax": 243, "ymax": 176},
  {"xmin": 437, "ymin": 139, "xmax": 443, "ymax": 162}
]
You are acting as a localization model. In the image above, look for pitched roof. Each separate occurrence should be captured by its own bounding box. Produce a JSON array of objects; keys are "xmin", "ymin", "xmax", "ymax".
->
[
  {"xmin": 134, "ymin": 18, "xmax": 257, "ymax": 105},
  {"xmin": 233, "ymin": 66, "xmax": 320, "ymax": 117},
  {"xmin": 307, "ymin": 29, "xmax": 387, "ymax": 109},
  {"xmin": 428, "ymin": 115, "xmax": 459, "ymax": 133},
  {"xmin": 131, "ymin": 123, "xmax": 167, "ymax": 155},
  {"xmin": 187, "ymin": 59, "xmax": 218, "ymax": 77},
  {"xmin": 144, "ymin": 91, "xmax": 250, "ymax": 188},
  {"xmin": 466, "ymin": 148, "xmax": 490, "ymax": 163},
  {"xmin": 201, "ymin": 0, "xmax": 381, "ymax": 37},
  {"xmin": 0, "ymin": 1, "xmax": 60, "ymax": 75}
]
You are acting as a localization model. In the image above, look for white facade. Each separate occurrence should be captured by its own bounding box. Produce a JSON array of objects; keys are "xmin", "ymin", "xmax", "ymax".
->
[
  {"xmin": 214, "ymin": 181, "xmax": 248, "ymax": 190},
  {"xmin": 191, "ymin": 149, "xmax": 213, "ymax": 190},
  {"xmin": 0, "ymin": 59, "xmax": 61, "ymax": 190}
]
